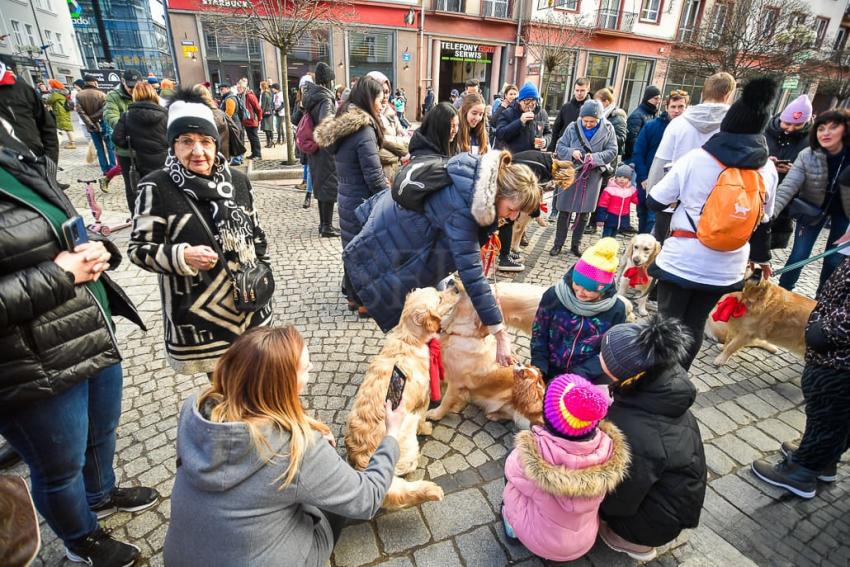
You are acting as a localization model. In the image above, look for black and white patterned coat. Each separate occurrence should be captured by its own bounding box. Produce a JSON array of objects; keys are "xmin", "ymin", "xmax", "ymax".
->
[{"xmin": 806, "ymin": 256, "xmax": 850, "ymax": 371}]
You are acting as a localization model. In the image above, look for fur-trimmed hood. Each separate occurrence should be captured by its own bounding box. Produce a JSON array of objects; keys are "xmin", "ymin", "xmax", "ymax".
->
[
  {"xmin": 314, "ymin": 105, "xmax": 379, "ymax": 151},
  {"xmin": 514, "ymin": 421, "xmax": 630, "ymax": 498},
  {"xmin": 448, "ymin": 150, "xmax": 503, "ymax": 226}
]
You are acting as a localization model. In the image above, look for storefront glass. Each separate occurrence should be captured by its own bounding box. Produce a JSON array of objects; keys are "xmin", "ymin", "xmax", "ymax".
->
[
  {"xmin": 203, "ymin": 21, "xmax": 264, "ymax": 89},
  {"xmin": 663, "ymin": 63, "xmax": 708, "ymax": 105},
  {"xmin": 439, "ymin": 41, "xmax": 495, "ymax": 102},
  {"xmin": 286, "ymin": 30, "xmax": 331, "ymax": 92},
  {"xmin": 620, "ymin": 58, "xmax": 654, "ymax": 113},
  {"xmin": 542, "ymin": 52, "xmax": 576, "ymax": 116},
  {"xmin": 585, "ymin": 53, "xmax": 617, "ymax": 94},
  {"xmin": 349, "ymin": 30, "xmax": 394, "ymax": 88}
]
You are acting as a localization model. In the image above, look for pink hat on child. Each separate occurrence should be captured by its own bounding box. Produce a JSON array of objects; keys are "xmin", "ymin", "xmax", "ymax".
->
[
  {"xmin": 543, "ymin": 374, "xmax": 609, "ymax": 439},
  {"xmin": 779, "ymin": 95, "xmax": 812, "ymax": 125}
]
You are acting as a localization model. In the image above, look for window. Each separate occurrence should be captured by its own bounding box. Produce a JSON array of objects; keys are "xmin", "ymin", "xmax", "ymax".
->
[
  {"xmin": 349, "ymin": 31, "xmax": 394, "ymax": 89},
  {"xmin": 435, "ymin": 0, "xmax": 465, "ymax": 12},
  {"xmin": 9, "ymin": 20, "xmax": 23, "ymax": 48},
  {"xmin": 33, "ymin": 0, "xmax": 53, "ymax": 11},
  {"xmin": 43, "ymin": 29, "xmax": 53, "ymax": 52},
  {"xmin": 620, "ymin": 58, "xmax": 654, "ymax": 113},
  {"xmin": 791, "ymin": 12, "xmax": 806, "ymax": 27},
  {"xmin": 815, "ymin": 18, "xmax": 830, "ymax": 49},
  {"xmin": 538, "ymin": 0, "xmax": 578, "ymax": 9},
  {"xmin": 483, "ymin": 0, "xmax": 510, "ymax": 18},
  {"xmin": 597, "ymin": 0, "xmax": 620, "ymax": 29},
  {"xmin": 543, "ymin": 51, "xmax": 576, "ymax": 116},
  {"xmin": 761, "ymin": 7, "xmax": 779, "ymax": 38},
  {"xmin": 585, "ymin": 53, "xmax": 617, "ymax": 94},
  {"xmin": 664, "ymin": 63, "xmax": 707, "ymax": 104},
  {"xmin": 24, "ymin": 23, "xmax": 37, "ymax": 47},
  {"xmin": 53, "ymin": 32, "xmax": 65, "ymax": 55},
  {"xmin": 835, "ymin": 27, "xmax": 849, "ymax": 51},
  {"xmin": 706, "ymin": 2, "xmax": 729, "ymax": 47},
  {"xmin": 640, "ymin": 0, "xmax": 661, "ymax": 23},
  {"xmin": 677, "ymin": 0, "xmax": 701, "ymax": 43}
]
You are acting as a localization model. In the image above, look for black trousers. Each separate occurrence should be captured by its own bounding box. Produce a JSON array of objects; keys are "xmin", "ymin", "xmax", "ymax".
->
[
  {"xmin": 653, "ymin": 211, "xmax": 673, "ymax": 245},
  {"xmin": 499, "ymin": 222, "xmax": 514, "ymax": 260},
  {"xmin": 552, "ymin": 212, "xmax": 589, "ymax": 251},
  {"xmin": 656, "ymin": 280, "xmax": 724, "ymax": 370},
  {"xmin": 117, "ymin": 155, "xmax": 135, "ymax": 214},
  {"xmin": 245, "ymin": 126, "xmax": 262, "ymax": 159},
  {"xmin": 794, "ymin": 363, "xmax": 850, "ymax": 471}
]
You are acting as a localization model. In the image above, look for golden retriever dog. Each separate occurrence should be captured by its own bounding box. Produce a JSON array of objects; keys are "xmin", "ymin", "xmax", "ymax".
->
[
  {"xmin": 617, "ymin": 233, "xmax": 661, "ymax": 316},
  {"xmin": 344, "ymin": 287, "xmax": 458, "ymax": 509},
  {"xmin": 511, "ymin": 212, "xmax": 533, "ymax": 253},
  {"xmin": 426, "ymin": 280, "xmax": 547, "ymax": 428},
  {"xmin": 706, "ymin": 275, "xmax": 816, "ymax": 365}
]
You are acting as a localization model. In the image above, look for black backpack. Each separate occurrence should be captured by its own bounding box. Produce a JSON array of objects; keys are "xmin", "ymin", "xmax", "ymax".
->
[{"xmin": 391, "ymin": 156, "xmax": 452, "ymax": 212}]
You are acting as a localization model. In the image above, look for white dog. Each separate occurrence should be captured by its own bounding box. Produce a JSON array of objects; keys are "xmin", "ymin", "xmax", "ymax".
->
[{"xmin": 617, "ymin": 233, "xmax": 661, "ymax": 316}]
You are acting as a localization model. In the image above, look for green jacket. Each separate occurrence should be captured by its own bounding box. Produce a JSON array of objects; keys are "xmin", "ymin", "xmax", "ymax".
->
[
  {"xmin": 104, "ymin": 85, "xmax": 133, "ymax": 156},
  {"xmin": 46, "ymin": 90, "xmax": 73, "ymax": 131}
]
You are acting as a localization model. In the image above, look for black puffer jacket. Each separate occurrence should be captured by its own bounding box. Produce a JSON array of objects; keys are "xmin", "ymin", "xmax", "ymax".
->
[
  {"xmin": 494, "ymin": 101, "xmax": 551, "ymax": 154},
  {"xmin": 765, "ymin": 115, "xmax": 811, "ymax": 250},
  {"xmin": 600, "ymin": 365, "xmax": 707, "ymax": 547},
  {"xmin": 0, "ymin": 143, "xmax": 144, "ymax": 408},
  {"xmin": 806, "ymin": 256, "xmax": 850, "ymax": 371},
  {"xmin": 0, "ymin": 78, "xmax": 58, "ymax": 164},
  {"xmin": 303, "ymin": 82, "xmax": 338, "ymax": 202},
  {"xmin": 112, "ymin": 101, "xmax": 169, "ymax": 177}
]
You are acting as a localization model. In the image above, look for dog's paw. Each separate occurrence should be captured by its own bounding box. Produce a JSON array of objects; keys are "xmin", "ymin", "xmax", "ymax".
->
[
  {"xmin": 417, "ymin": 420, "xmax": 433, "ymax": 436},
  {"xmin": 425, "ymin": 409, "xmax": 442, "ymax": 422},
  {"xmin": 423, "ymin": 483, "xmax": 444, "ymax": 502},
  {"xmin": 637, "ymin": 307, "xmax": 649, "ymax": 317},
  {"xmin": 713, "ymin": 353, "xmax": 728, "ymax": 366}
]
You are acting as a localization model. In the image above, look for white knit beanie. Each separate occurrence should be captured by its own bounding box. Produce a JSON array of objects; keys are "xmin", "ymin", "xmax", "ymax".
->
[{"xmin": 167, "ymin": 88, "xmax": 219, "ymax": 145}]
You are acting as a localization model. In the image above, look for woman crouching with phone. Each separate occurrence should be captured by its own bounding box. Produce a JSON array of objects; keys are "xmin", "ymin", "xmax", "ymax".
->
[{"xmin": 164, "ymin": 326, "xmax": 406, "ymax": 567}]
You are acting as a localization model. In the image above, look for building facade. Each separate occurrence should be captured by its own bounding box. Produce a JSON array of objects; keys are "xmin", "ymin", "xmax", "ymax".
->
[
  {"xmin": 0, "ymin": 0, "xmax": 85, "ymax": 85},
  {"xmin": 71, "ymin": 0, "xmax": 174, "ymax": 79}
]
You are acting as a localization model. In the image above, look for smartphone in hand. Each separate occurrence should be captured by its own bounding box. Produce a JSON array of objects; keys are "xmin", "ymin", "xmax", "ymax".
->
[
  {"xmin": 61, "ymin": 216, "xmax": 88, "ymax": 251},
  {"xmin": 386, "ymin": 365, "xmax": 407, "ymax": 410}
]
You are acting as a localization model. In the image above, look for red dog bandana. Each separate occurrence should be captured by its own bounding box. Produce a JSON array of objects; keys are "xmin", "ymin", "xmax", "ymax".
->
[
  {"xmin": 711, "ymin": 295, "xmax": 747, "ymax": 322},
  {"xmin": 428, "ymin": 338, "xmax": 444, "ymax": 402},
  {"xmin": 624, "ymin": 266, "xmax": 650, "ymax": 288}
]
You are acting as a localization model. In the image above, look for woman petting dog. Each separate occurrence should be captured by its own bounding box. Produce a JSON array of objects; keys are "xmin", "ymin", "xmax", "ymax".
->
[{"xmin": 343, "ymin": 150, "xmax": 541, "ymax": 366}]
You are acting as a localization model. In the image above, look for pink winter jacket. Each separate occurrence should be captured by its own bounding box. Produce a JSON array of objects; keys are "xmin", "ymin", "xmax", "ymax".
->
[
  {"xmin": 502, "ymin": 422, "xmax": 629, "ymax": 562},
  {"xmin": 597, "ymin": 180, "xmax": 639, "ymax": 217}
]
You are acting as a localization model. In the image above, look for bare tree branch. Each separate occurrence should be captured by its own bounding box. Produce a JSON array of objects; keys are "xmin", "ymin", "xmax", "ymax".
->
[
  {"xmin": 671, "ymin": 0, "xmax": 815, "ymax": 79},
  {"xmin": 804, "ymin": 45, "xmax": 850, "ymax": 104},
  {"xmin": 525, "ymin": 12, "xmax": 594, "ymax": 107}
]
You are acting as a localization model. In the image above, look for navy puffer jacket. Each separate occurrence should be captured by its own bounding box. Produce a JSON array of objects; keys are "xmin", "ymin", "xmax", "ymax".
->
[
  {"xmin": 343, "ymin": 151, "xmax": 505, "ymax": 333},
  {"xmin": 314, "ymin": 105, "xmax": 388, "ymax": 247}
]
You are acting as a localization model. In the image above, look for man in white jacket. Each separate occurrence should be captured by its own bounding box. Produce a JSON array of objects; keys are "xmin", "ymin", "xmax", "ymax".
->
[{"xmin": 647, "ymin": 72, "xmax": 736, "ymax": 242}]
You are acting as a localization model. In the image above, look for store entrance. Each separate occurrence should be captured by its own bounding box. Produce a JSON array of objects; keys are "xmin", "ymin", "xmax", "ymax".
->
[{"xmin": 438, "ymin": 42, "xmax": 494, "ymax": 104}]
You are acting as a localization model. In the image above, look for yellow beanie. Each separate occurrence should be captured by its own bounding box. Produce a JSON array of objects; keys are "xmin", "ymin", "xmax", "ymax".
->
[{"xmin": 573, "ymin": 238, "xmax": 620, "ymax": 290}]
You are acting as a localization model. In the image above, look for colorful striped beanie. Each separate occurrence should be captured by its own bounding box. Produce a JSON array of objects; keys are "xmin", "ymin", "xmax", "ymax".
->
[
  {"xmin": 543, "ymin": 374, "xmax": 609, "ymax": 439},
  {"xmin": 573, "ymin": 237, "xmax": 620, "ymax": 292}
]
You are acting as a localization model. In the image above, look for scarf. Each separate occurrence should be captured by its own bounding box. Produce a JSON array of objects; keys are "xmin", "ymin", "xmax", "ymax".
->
[
  {"xmin": 711, "ymin": 295, "xmax": 747, "ymax": 322},
  {"xmin": 554, "ymin": 273, "xmax": 618, "ymax": 317},
  {"xmin": 428, "ymin": 338, "xmax": 444, "ymax": 402},
  {"xmin": 624, "ymin": 266, "xmax": 650, "ymax": 288},
  {"xmin": 601, "ymin": 104, "xmax": 615, "ymax": 119},
  {"xmin": 164, "ymin": 150, "xmax": 259, "ymax": 269},
  {"xmin": 581, "ymin": 123, "xmax": 600, "ymax": 141}
]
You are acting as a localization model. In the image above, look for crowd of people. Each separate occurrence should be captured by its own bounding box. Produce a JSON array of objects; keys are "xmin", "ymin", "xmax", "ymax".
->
[{"xmin": 1, "ymin": 54, "xmax": 850, "ymax": 567}]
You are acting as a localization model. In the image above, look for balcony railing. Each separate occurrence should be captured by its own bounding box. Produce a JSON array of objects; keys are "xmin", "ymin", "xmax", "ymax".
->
[
  {"xmin": 595, "ymin": 10, "xmax": 637, "ymax": 32},
  {"xmin": 677, "ymin": 27, "xmax": 697, "ymax": 43},
  {"xmin": 482, "ymin": 0, "xmax": 513, "ymax": 19}
]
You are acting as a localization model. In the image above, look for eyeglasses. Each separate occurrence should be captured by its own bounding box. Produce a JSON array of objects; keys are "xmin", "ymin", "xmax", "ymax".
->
[{"xmin": 176, "ymin": 136, "xmax": 216, "ymax": 150}]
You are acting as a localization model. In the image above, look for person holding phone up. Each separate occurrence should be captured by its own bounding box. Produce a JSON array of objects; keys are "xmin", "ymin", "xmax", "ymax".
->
[{"xmin": 0, "ymin": 117, "xmax": 154, "ymax": 567}]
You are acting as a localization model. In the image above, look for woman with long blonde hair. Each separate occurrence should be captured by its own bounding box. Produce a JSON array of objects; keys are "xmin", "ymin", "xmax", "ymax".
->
[
  {"xmin": 457, "ymin": 92, "xmax": 489, "ymax": 155},
  {"xmin": 164, "ymin": 325, "xmax": 405, "ymax": 567}
]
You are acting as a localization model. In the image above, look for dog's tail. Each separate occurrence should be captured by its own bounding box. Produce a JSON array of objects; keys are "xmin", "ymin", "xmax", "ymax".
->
[{"xmin": 382, "ymin": 477, "xmax": 444, "ymax": 509}]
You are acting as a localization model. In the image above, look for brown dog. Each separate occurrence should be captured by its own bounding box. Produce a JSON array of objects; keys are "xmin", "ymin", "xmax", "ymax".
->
[
  {"xmin": 707, "ymin": 275, "xmax": 815, "ymax": 365},
  {"xmin": 344, "ymin": 287, "xmax": 458, "ymax": 509},
  {"xmin": 426, "ymin": 280, "xmax": 547, "ymax": 428}
]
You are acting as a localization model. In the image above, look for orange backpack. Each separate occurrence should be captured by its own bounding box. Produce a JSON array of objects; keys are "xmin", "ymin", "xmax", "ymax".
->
[{"xmin": 684, "ymin": 162, "xmax": 765, "ymax": 252}]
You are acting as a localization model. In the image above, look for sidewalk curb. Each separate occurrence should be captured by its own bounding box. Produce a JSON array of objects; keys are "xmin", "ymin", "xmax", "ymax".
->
[{"xmin": 246, "ymin": 159, "xmax": 303, "ymax": 181}]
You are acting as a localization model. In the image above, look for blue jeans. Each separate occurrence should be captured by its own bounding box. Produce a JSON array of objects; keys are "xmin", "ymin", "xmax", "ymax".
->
[
  {"xmin": 636, "ymin": 186, "xmax": 656, "ymax": 234},
  {"xmin": 779, "ymin": 211, "xmax": 850, "ymax": 293},
  {"xmin": 0, "ymin": 363, "xmax": 123, "ymax": 544},
  {"xmin": 303, "ymin": 164, "xmax": 313, "ymax": 194},
  {"xmin": 90, "ymin": 122, "xmax": 116, "ymax": 174}
]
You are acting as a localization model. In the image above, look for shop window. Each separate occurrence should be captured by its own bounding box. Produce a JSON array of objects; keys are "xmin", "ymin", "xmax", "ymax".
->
[
  {"xmin": 542, "ymin": 51, "xmax": 576, "ymax": 116},
  {"xmin": 585, "ymin": 53, "xmax": 617, "ymax": 94},
  {"xmin": 435, "ymin": 0, "xmax": 465, "ymax": 12},
  {"xmin": 664, "ymin": 63, "xmax": 707, "ymax": 104},
  {"xmin": 620, "ymin": 58, "xmax": 654, "ymax": 113},
  {"xmin": 349, "ymin": 31, "xmax": 394, "ymax": 87},
  {"xmin": 640, "ymin": 0, "xmax": 661, "ymax": 23}
]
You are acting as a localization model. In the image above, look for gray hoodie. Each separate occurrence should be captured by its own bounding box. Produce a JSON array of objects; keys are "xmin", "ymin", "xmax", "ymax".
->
[
  {"xmin": 646, "ymin": 103, "xmax": 729, "ymax": 190},
  {"xmin": 163, "ymin": 395, "xmax": 399, "ymax": 567}
]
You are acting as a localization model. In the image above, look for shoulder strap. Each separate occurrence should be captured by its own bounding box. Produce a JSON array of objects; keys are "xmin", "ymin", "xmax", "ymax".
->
[
  {"xmin": 179, "ymin": 192, "xmax": 238, "ymax": 281},
  {"xmin": 574, "ymin": 122, "xmax": 593, "ymax": 154}
]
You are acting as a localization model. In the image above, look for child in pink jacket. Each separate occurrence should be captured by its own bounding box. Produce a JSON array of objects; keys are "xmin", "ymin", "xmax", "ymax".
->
[
  {"xmin": 595, "ymin": 164, "xmax": 639, "ymax": 237},
  {"xmin": 501, "ymin": 373, "xmax": 630, "ymax": 562}
]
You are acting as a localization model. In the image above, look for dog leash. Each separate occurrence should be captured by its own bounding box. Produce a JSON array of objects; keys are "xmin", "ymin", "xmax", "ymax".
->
[{"xmin": 771, "ymin": 240, "xmax": 850, "ymax": 277}]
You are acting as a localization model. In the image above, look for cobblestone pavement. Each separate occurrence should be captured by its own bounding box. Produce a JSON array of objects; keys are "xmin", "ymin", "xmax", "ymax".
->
[{"xmin": 14, "ymin": 143, "xmax": 850, "ymax": 566}]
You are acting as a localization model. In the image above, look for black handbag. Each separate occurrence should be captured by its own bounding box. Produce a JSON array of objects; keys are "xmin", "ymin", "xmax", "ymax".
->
[
  {"xmin": 225, "ymin": 114, "xmax": 247, "ymax": 158},
  {"xmin": 181, "ymin": 194, "xmax": 275, "ymax": 312}
]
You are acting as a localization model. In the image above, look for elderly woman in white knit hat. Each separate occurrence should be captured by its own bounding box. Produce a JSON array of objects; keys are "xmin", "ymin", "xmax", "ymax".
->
[{"xmin": 128, "ymin": 88, "xmax": 274, "ymax": 377}]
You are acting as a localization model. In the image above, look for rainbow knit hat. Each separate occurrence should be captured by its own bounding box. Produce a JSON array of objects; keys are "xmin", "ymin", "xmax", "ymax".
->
[
  {"xmin": 543, "ymin": 374, "xmax": 609, "ymax": 439},
  {"xmin": 572, "ymin": 237, "xmax": 619, "ymax": 292}
]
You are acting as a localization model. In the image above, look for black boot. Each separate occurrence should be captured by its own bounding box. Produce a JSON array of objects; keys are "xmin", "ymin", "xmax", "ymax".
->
[
  {"xmin": 303, "ymin": 191, "xmax": 312, "ymax": 209},
  {"xmin": 317, "ymin": 199, "xmax": 327, "ymax": 234},
  {"xmin": 320, "ymin": 202, "xmax": 340, "ymax": 238},
  {"xmin": 550, "ymin": 213, "xmax": 569, "ymax": 256},
  {"xmin": 570, "ymin": 213, "xmax": 587, "ymax": 256}
]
